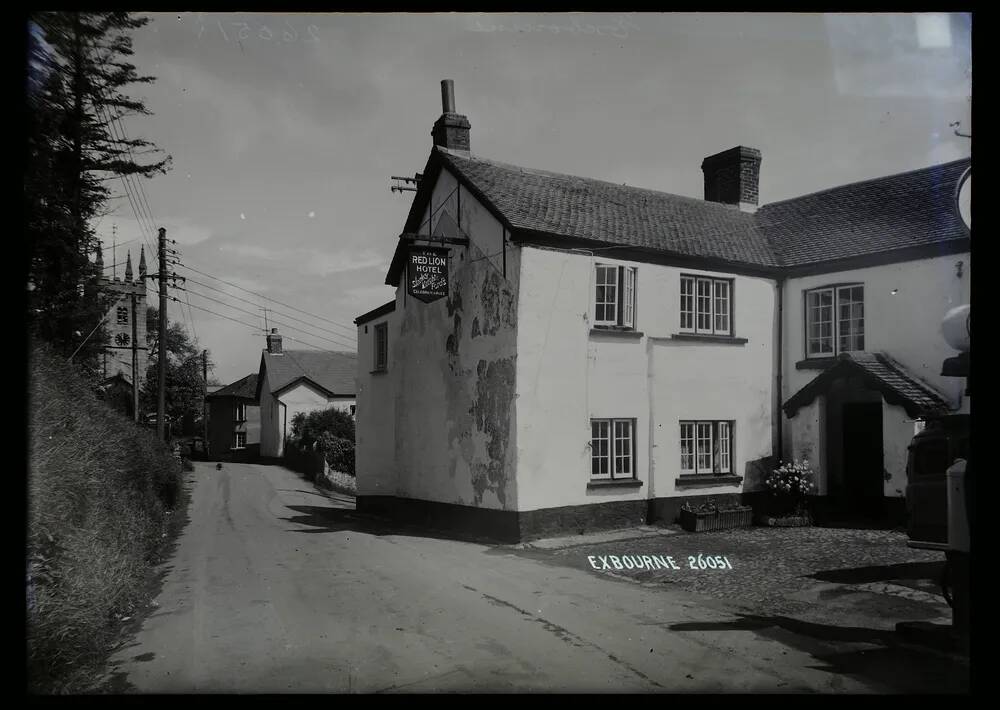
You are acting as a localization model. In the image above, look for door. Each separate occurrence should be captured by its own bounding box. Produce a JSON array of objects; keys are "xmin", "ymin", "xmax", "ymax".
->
[{"xmin": 842, "ymin": 402, "xmax": 885, "ymax": 517}]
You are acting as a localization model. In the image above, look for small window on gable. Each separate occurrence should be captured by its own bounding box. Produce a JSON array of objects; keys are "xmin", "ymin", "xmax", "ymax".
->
[
  {"xmin": 117, "ymin": 306, "xmax": 129, "ymax": 325},
  {"xmin": 374, "ymin": 323, "xmax": 388, "ymax": 372}
]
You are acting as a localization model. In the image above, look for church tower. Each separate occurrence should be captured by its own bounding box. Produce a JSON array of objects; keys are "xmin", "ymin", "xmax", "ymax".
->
[{"xmin": 94, "ymin": 243, "xmax": 149, "ymax": 409}]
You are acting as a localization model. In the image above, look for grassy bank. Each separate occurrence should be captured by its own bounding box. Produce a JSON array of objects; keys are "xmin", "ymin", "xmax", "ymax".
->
[{"xmin": 27, "ymin": 341, "xmax": 186, "ymax": 694}]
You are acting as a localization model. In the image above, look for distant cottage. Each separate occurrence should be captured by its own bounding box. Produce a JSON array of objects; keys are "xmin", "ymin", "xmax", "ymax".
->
[
  {"xmin": 354, "ymin": 80, "xmax": 970, "ymax": 542},
  {"xmin": 256, "ymin": 329, "xmax": 357, "ymax": 458},
  {"xmin": 206, "ymin": 373, "xmax": 260, "ymax": 461}
]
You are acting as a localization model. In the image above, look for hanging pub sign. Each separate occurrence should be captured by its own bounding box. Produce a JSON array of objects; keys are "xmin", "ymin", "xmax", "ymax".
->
[{"xmin": 407, "ymin": 246, "xmax": 450, "ymax": 303}]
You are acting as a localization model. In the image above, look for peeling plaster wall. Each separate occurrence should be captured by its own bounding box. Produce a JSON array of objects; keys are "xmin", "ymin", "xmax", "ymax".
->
[
  {"xmin": 383, "ymin": 168, "xmax": 519, "ymax": 510},
  {"xmin": 515, "ymin": 246, "xmax": 777, "ymax": 511},
  {"xmin": 355, "ymin": 307, "xmax": 399, "ymax": 497}
]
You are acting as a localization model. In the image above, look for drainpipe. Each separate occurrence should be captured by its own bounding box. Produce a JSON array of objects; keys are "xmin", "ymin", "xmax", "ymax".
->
[{"xmin": 775, "ymin": 277, "xmax": 784, "ymax": 464}]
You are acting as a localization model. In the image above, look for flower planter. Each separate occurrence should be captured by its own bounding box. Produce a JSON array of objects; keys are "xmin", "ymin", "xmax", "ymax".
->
[{"xmin": 680, "ymin": 505, "xmax": 754, "ymax": 532}]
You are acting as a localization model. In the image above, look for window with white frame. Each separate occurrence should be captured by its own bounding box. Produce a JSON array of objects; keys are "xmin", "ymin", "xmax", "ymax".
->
[
  {"xmin": 594, "ymin": 264, "xmax": 637, "ymax": 328},
  {"xmin": 805, "ymin": 284, "xmax": 864, "ymax": 357},
  {"xmin": 234, "ymin": 402, "xmax": 246, "ymax": 422},
  {"xmin": 679, "ymin": 420, "xmax": 733, "ymax": 475},
  {"xmin": 233, "ymin": 431, "xmax": 247, "ymax": 450},
  {"xmin": 374, "ymin": 322, "xmax": 388, "ymax": 371},
  {"xmin": 679, "ymin": 275, "xmax": 732, "ymax": 335},
  {"xmin": 591, "ymin": 418, "xmax": 636, "ymax": 479}
]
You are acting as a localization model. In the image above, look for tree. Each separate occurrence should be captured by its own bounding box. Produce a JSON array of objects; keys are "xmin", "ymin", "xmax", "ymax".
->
[
  {"xmin": 140, "ymin": 306, "xmax": 210, "ymax": 427},
  {"xmin": 26, "ymin": 12, "xmax": 170, "ymax": 370}
]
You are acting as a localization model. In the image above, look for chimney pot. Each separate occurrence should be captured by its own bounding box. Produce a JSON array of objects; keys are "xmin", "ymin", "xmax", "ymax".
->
[{"xmin": 441, "ymin": 79, "xmax": 456, "ymax": 113}]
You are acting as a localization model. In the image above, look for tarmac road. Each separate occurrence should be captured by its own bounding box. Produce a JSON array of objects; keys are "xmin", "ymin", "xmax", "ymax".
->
[{"xmin": 105, "ymin": 461, "xmax": 955, "ymax": 693}]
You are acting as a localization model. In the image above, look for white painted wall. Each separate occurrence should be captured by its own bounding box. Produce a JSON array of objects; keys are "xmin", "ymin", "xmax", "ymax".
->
[
  {"xmin": 783, "ymin": 253, "xmax": 971, "ymax": 409},
  {"xmin": 514, "ymin": 245, "xmax": 777, "ymax": 511},
  {"xmin": 355, "ymin": 306, "xmax": 398, "ymax": 498},
  {"xmin": 259, "ymin": 371, "xmax": 355, "ymax": 458},
  {"xmin": 785, "ymin": 396, "xmax": 828, "ymax": 495},
  {"xmin": 357, "ymin": 166, "xmax": 520, "ymax": 510},
  {"xmin": 781, "ymin": 252, "xmax": 970, "ymax": 498}
]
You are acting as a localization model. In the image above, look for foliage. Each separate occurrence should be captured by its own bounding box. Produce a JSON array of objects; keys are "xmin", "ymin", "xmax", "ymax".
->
[
  {"xmin": 141, "ymin": 306, "xmax": 211, "ymax": 427},
  {"xmin": 681, "ymin": 498, "xmax": 745, "ymax": 514},
  {"xmin": 319, "ymin": 434, "xmax": 355, "ymax": 476},
  {"xmin": 26, "ymin": 12, "xmax": 170, "ymax": 373},
  {"xmin": 766, "ymin": 459, "xmax": 815, "ymax": 515},
  {"xmin": 28, "ymin": 339, "xmax": 184, "ymax": 693},
  {"xmin": 289, "ymin": 407, "xmax": 355, "ymax": 449}
]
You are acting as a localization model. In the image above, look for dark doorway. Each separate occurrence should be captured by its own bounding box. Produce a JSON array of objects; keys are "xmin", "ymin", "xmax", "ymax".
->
[{"xmin": 842, "ymin": 402, "xmax": 885, "ymax": 518}]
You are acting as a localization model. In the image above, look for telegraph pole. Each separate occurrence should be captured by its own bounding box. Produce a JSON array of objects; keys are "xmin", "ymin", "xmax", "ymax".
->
[
  {"xmin": 131, "ymin": 292, "xmax": 139, "ymax": 422},
  {"xmin": 157, "ymin": 227, "xmax": 168, "ymax": 441},
  {"xmin": 202, "ymin": 349, "xmax": 209, "ymax": 454}
]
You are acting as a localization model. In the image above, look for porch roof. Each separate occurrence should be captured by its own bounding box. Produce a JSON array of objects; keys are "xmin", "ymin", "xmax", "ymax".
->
[{"xmin": 783, "ymin": 352, "xmax": 953, "ymax": 420}]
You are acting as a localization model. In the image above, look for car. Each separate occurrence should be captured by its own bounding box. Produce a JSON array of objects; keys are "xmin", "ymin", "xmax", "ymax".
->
[{"xmin": 905, "ymin": 413, "xmax": 970, "ymax": 549}]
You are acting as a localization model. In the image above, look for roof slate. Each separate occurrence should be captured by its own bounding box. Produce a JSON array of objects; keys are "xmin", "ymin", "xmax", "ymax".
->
[
  {"xmin": 207, "ymin": 373, "xmax": 259, "ymax": 401},
  {"xmin": 260, "ymin": 350, "xmax": 357, "ymax": 398},
  {"xmin": 784, "ymin": 352, "xmax": 953, "ymax": 419},
  {"xmin": 429, "ymin": 147, "xmax": 969, "ymax": 269}
]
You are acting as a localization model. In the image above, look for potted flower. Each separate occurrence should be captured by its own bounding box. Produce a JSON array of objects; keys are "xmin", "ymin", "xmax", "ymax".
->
[
  {"xmin": 761, "ymin": 459, "xmax": 815, "ymax": 527},
  {"xmin": 679, "ymin": 497, "xmax": 754, "ymax": 532}
]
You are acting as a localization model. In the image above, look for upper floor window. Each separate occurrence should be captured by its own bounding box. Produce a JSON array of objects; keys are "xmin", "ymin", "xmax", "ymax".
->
[
  {"xmin": 374, "ymin": 323, "xmax": 388, "ymax": 372},
  {"xmin": 594, "ymin": 264, "xmax": 637, "ymax": 328},
  {"xmin": 234, "ymin": 402, "xmax": 246, "ymax": 422},
  {"xmin": 680, "ymin": 275, "xmax": 732, "ymax": 336},
  {"xmin": 805, "ymin": 284, "xmax": 864, "ymax": 357},
  {"xmin": 116, "ymin": 306, "xmax": 129, "ymax": 325}
]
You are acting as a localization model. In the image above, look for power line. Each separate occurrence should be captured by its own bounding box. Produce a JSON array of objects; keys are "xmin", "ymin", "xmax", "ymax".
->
[
  {"xmin": 174, "ymin": 262, "xmax": 359, "ymax": 337},
  {"xmin": 178, "ymin": 273, "xmax": 357, "ymax": 342},
  {"xmin": 174, "ymin": 297, "xmax": 333, "ymax": 352},
  {"xmin": 177, "ymin": 286, "xmax": 357, "ymax": 350}
]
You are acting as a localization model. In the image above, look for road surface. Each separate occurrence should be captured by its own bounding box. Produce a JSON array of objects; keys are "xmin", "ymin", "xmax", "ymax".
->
[{"xmin": 105, "ymin": 462, "xmax": 955, "ymax": 693}]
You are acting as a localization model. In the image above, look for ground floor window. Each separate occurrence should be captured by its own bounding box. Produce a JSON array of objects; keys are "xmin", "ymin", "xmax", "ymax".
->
[
  {"xmin": 233, "ymin": 431, "xmax": 246, "ymax": 450},
  {"xmin": 591, "ymin": 418, "xmax": 636, "ymax": 480},
  {"xmin": 679, "ymin": 420, "xmax": 733, "ymax": 474}
]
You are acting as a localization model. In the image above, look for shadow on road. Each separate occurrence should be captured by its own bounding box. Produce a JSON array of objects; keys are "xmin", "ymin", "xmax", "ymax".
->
[
  {"xmin": 669, "ymin": 613, "xmax": 969, "ymax": 693},
  {"xmin": 281, "ymin": 504, "xmax": 502, "ymax": 545},
  {"xmin": 808, "ymin": 561, "xmax": 944, "ymax": 585}
]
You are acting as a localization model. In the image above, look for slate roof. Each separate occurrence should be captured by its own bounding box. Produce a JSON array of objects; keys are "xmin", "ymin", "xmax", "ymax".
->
[
  {"xmin": 783, "ymin": 352, "xmax": 953, "ymax": 419},
  {"xmin": 433, "ymin": 148, "xmax": 778, "ymax": 267},
  {"xmin": 405, "ymin": 147, "xmax": 969, "ymax": 273},
  {"xmin": 259, "ymin": 350, "xmax": 357, "ymax": 399},
  {"xmin": 206, "ymin": 373, "xmax": 258, "ymax": 402},
  {"xmin": 758, "ymin": 159, "xmax": 970, "ymax": 268}
]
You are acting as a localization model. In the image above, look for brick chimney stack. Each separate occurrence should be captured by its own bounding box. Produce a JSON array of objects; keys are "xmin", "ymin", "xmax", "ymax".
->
[
  {"xmin": 432, "ymin": 79, "xmax": 471, "ymax": 153},
  {"xmin": 701, "ymin": 146, "xmax": 762, "ymax": 212},
  {"xmin": 266, "ymin": 327, "xmax": 283, "ymax": 355}
]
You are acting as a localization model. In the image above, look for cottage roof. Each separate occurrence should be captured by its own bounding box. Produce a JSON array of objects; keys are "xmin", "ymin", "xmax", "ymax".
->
[
  {"xmin": 389, "ymin": 147, "xmax": 969, "ymax": 283},
  {"xmin": 206, "ymin": 373, "xmax": 259, "ymax": 402},
  {"xmin": 783, "ymin": 352, "xmax": 953, "ymax": 420},
  {"xmin": 258, "ymin": 350, "xmax": 357, "ymax": 400}
]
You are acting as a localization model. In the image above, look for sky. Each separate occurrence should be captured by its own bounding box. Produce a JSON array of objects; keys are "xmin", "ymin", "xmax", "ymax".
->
[{"xmin": 93, "ymin": 12, "xmax": 971, "ymax": 386}]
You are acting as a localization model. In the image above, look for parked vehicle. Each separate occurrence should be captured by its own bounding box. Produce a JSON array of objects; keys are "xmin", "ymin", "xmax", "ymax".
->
[{"xmin": 905, "ymin": 413, "xmax": 970, "ymax": 549}]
